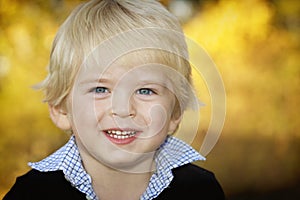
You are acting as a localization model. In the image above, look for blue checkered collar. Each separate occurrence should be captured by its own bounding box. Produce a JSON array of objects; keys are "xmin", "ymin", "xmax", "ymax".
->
[
  {"xmin": 29, "ymin": 136, "xmax": 96, "ymax": 199},
  {"xmin": 142, "ymin": 136, "xmax": 205, "ymax": 199},
  {"xmin": 29, "ymin": 135, "xmax": 205, "ymax": 200}
]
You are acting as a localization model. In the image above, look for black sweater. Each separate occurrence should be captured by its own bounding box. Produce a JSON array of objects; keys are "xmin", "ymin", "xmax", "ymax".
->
[{"xmin": 3, "ymin": 163, "xmax": 225, "ymax": 200}]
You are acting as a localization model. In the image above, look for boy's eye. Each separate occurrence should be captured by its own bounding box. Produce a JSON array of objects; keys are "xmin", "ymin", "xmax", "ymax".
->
[
  {"xmin": 136, "ymin": 88, "xmax": 155, "ymax": 95},
  {"xmin": 91, "ymin": 87, "xmax": 109, "ymax": 94}
]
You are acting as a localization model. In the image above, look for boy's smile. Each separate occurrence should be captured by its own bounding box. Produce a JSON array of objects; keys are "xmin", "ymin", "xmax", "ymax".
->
[{"xmin": 103, "ymin": 128, "xmax": 141, "ymax": 145}]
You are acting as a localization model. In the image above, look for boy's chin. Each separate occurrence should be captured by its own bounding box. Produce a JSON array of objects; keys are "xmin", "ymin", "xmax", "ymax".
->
[{"xmin": 98, "ymin": 151, "xmax": 156, "ymax": 173}]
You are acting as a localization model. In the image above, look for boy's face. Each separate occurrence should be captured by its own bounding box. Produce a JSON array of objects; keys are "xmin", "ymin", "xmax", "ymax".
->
[{"xmin": 61, "ymin": 55, "xmax": 182, "ymax": 172}]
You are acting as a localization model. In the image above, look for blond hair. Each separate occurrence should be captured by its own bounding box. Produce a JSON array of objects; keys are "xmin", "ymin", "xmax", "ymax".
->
[{"xmin": 38, "ymin": 0, "xmax": 193, "ymax": 114}]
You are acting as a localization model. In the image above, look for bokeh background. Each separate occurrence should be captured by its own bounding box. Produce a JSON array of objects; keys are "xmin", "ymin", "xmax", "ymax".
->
[{"xmin": 0, "ymin": 0, "xmax": 299, "ymax": 199}]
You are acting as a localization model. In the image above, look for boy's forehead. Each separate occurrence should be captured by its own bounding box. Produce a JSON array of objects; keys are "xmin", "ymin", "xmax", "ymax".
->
[
  {"xmin": 82, "ymin": 51, "xmax": 172, "ymax": 74},
  {"xmin": 80, "ymin": 60, "xmax": 172, "ymax": 82}
]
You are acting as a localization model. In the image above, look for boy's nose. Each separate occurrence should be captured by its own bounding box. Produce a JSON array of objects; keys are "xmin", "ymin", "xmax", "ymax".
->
[
  {"xmin": 111, "ymin": 107, "xmax": 135, "ymax": 118},
  {"xmin": 110, "ymin": 93, "xmax": 136, "ymax": 118}
]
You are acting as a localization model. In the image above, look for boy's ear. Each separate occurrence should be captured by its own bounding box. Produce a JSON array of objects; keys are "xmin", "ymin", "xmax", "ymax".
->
[{"xmin": 49, "ymin": 105, "xmax": 71, "ymax": 131}]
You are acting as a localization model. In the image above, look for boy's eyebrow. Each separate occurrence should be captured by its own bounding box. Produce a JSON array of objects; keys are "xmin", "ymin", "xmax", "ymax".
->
[
  {"xmin": 137, "ymin": 75, "xmax": 170, "ymax": 84},
  {"xmin": 138, "ymin": 79, "xmax": 167, "ymax": 85},
  {"xmin": 137, "ymin": 78, "xmax": 173, "ymax": 90},
  {"xmin": 80, "ymin": 78, "xmax": 166, "ymax": 85},
  {"xmin": 79, "ymin": 77, "xmax": 111, "ymax": 85}
]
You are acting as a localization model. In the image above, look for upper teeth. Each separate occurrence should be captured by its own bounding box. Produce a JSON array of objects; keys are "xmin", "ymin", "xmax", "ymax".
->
[{"xmin": 106, "ymin": 130, "xmax": 136, "ymax": 139}]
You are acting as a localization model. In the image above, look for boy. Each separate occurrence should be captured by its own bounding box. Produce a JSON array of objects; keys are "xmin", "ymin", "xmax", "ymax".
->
[{"xmin": 4, "ymin": 0, "xmax": 225, "ymax": 199}]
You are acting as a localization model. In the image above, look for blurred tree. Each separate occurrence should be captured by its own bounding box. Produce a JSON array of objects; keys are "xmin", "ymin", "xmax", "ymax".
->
[
  {"xmin": 184, "ymin": 0, "xmax": 300, "ymax": 196},
  {"xmin": 0, "ymin": 0, "xmax": 299, "ymax": 199}
]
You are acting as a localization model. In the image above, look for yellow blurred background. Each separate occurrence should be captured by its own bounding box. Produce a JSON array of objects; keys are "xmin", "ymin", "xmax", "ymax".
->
[{"xmin": 0, "ymin": 0, "xmax": 299, "ymax": 199}]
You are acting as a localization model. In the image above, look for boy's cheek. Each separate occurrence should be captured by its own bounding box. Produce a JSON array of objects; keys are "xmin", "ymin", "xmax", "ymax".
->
[
  {"xmin": 144, "ymin": 105, "xmax": 170, "ymax": 136},
  {"xmin": 68, "ymin": 100, "xmax": 99, "ymax": 127}
]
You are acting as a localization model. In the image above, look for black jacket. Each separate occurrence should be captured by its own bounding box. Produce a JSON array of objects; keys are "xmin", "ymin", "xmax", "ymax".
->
[{"xmin": 3, "ymin": 163, "xmax": 225, "ymax": 200}]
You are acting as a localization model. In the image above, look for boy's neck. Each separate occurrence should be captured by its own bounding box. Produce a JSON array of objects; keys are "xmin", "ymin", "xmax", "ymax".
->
[
  {"xmin": 79, "ymin": 148, "xmax": 156, "ymax": 200},
  {"xmin": 91, "ymin": 166, "xmax": 153, "ymax": 200}
]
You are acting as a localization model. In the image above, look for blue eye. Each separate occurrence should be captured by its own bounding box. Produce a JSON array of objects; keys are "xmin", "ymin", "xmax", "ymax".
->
[
  {"xmin": 137, "ymin": 88, "xmax": 154, "ymax": 95},
  {"xmin": 92, "ymin": 87, "xmax": 109, "ymax": 94}
]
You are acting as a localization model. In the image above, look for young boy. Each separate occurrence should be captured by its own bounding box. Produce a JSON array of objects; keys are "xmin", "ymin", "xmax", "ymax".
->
[{"xmin": 3, "ymin": 0, "xmax": 225, "ymax": 199}]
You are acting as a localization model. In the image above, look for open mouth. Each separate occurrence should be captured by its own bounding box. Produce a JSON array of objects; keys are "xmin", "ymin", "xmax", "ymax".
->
[{"xmin": 105, "ymin": 130, "xmax": 137, "ymax": 140}]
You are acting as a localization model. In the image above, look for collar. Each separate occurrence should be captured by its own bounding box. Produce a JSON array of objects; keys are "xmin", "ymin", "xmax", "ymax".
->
[
  {"xmin": 142, "ymin": 136, "xmax": 205, "ymax": 199},
  {"xmin": 29, "ymin": 136, "xmax": 97, "ymax": 199},
  {"xmin": 29, "ymin": 135, "xmax": 205, "ymax": 200}
]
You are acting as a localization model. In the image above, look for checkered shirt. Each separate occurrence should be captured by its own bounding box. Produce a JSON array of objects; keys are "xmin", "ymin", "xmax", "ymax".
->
[{"xmin": 29, "ymin": 135, "xmax": 205, "ymax": 200}]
